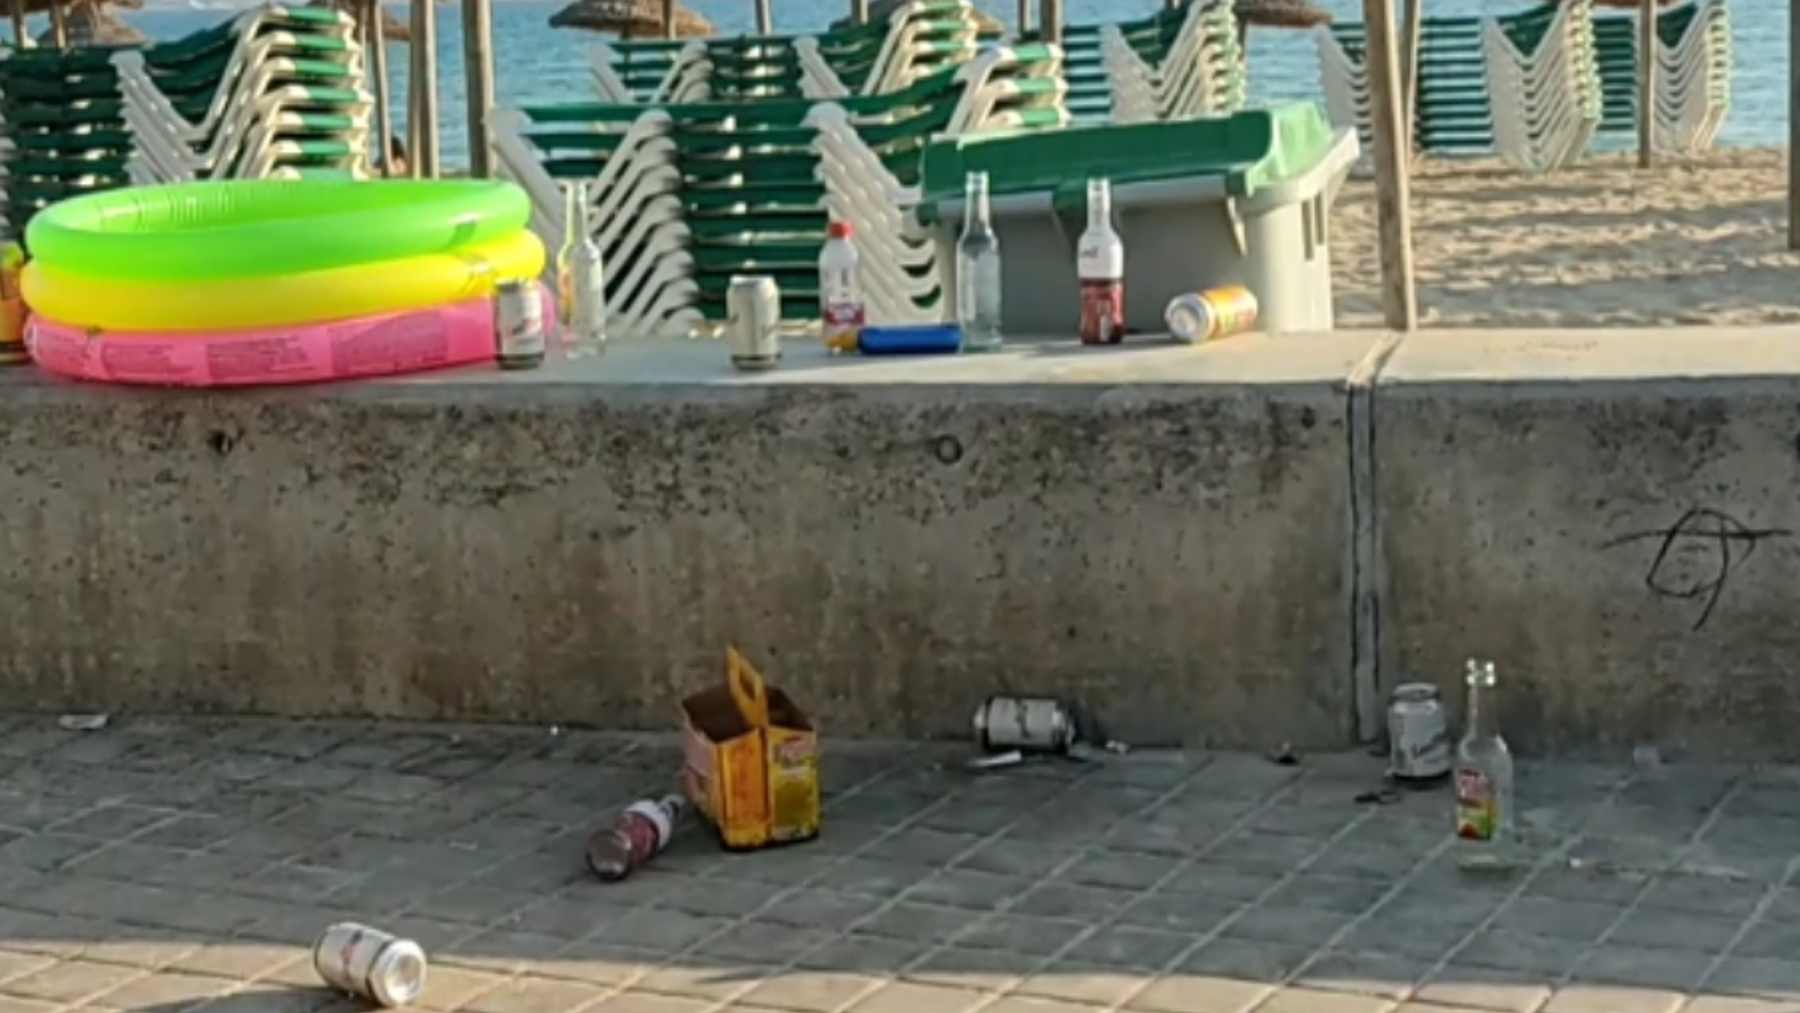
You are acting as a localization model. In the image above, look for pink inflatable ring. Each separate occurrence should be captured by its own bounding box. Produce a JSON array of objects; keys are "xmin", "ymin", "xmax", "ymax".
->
[{"xmin": 25, "ymin": 283, "xmax": 552, "ymax": 388}]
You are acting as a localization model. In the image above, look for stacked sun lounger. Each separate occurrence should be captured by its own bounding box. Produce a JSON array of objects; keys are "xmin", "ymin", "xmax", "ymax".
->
[
  {"xmin": 1316, "ymin": 0, "xmax": 1730, "ymax": 170},
  {"xmin": 0, "ymin": 47, "xmax": 133, "ymax": 239},
  {"xmin": 591, "ymin": 0, "xmax": 994, "ymax": 105},
  {"xmin": 1059, "ymin": 2, "xmax": 1244, "ymax": 123},
  {"xmin": 1101, "ymin": 0, "xmax": 1242, "ymax": 123},
  {"xmin": 494, "ymin": 44, "xmax": 1068, "ymax": 337},
  {"xmin": 115, "ymin": 4, "xmax": 371, "ymax": 183},
  {"xmin": 1648, "ymin": 0, "xmax": 1729, "ymax": 154},
  {"xmin": 1483, "ymin": 0, "xmax": 1602, "ymax": 172}
]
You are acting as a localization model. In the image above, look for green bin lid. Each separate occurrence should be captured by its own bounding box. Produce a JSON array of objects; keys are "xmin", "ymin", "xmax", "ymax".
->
[{"xmin": 917, "ymin": 101, "xmax": 1336, "ymax": 221}]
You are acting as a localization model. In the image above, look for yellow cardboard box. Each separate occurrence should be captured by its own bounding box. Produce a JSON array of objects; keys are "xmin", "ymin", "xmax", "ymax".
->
[{"xmin": 680, "ymin": 647, "xmax": 820, "ymax": 850}]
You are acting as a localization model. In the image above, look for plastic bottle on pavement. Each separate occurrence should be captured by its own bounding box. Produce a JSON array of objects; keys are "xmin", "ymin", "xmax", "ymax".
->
[
  {"xmin": 819, "ymin": 221, "xmax": 863, "ymax": 354},
  {"xmin": 586, "ymin": 795, "xmax": 686, "ymax": 881}
]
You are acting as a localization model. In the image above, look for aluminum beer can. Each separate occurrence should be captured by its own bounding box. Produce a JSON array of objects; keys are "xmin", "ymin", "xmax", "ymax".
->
[
  {"xmin": 972, "ymin": 695, "xmax": 1075, "ymax": 753},
  {"xmin": 1388, "ymin": 682, "xmax": 1451, "ymax": 781},
  {"xmin": 313, "ymin": 922, "xmax": 427, "ymax": 1008},
  {"xmin": 726, "ymin": 275, "xmax": 782, "ymax": 370},
  {"xmin": 1165, "ymin": 285, "xmax": 1260, "ymax": 343},
  {"xmin": 495, "ymin": 279, "xmax": 546, "ymax": 370}
]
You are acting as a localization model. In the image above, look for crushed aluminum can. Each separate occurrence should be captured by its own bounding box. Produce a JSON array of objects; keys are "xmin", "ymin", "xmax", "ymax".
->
[
  {"xmin": 313, "ymin": 922, "xmax": 427, "ymax": 1008},
  {"xmin": 972, "ymin": 695, "xmax": 1076, "ymax": 753},
  {"xmin": 1388, "ymin": 682, "xmax": 1452, "ymax": 781}
]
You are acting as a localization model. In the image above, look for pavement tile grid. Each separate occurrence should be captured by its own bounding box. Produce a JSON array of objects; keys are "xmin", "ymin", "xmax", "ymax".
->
[{"xmin": 0, "ymin": 718, "xmax": 1794, "ymax": 1013}]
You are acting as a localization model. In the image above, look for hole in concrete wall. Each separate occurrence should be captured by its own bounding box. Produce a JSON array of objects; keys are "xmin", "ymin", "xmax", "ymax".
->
[
  {"xmin": 206, "ymin": 430, "xmax": 236, "ymax": 457},
  {"xmin": 933, "ymin": 435, "xmax": 964, "ymax": 466},
  {"xmin": 1300, "ymin": 406, "xmax": 1317, "ymax": 430}
]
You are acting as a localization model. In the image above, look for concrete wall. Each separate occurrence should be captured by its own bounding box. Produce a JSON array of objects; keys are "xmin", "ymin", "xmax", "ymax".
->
[
  {"xmin": 8, "ymin": 329, "xmax": 1800, "ymax": 757},
  {"xmin": 0, "ymin": 337, "xmax": 1381, "ymax": 750},
  {"xmin": 1375, "ymin": 329, "xmax": 1800, "ymax": 759}
]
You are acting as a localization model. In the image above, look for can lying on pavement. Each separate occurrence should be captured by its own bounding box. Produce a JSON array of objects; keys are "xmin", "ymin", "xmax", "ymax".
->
[
  {"xmin": 313, "ymin": 922, "xmax": 427, "ymax": 1008},
  {"xmin": 972, "ymin": 695, "xmax": 1076, "ymax": 753},
  {"xmin": 1165, "ymin": 285, "xmax": 1259, "ymax": 344}
]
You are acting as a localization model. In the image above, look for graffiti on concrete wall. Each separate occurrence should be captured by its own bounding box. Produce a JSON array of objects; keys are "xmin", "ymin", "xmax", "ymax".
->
[{"xmin": 1601, "ymin": 507, "xmax": 1793, "ymax": 631}]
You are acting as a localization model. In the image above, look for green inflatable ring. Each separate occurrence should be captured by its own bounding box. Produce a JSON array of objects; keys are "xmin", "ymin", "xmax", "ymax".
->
[{"xmin": 26, "ymin": 178, "xmax": 532, "ymax": 281}]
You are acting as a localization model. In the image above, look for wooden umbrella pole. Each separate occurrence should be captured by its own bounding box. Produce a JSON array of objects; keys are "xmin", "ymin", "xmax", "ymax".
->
[
  {"xmin": 462, "ymin": 0, "xmax": 495, "ymax": 177},
  {"xmin": 1360, "ymin": 0, "xmax": 1417, "ymax": 330},
  {"xmin": 1040, "ymin": 0, "xmax": 1060, "ymax": 43},
  {"xmin": 414, "ymin": 0, "xmax": 439, "ymax": 177},
  {"xmin": 754, "ymin": 0, "xmax": 771, "ymax": 34},
  {"xmin": 48, "ymin": 0, "xmax": 67, "ymax": 49},
  {"xmin": 368, "ymin": 0, "xmax": 395, "ymax": 177},
  {"xmin": 850, "ymin": 0, "xmax": 867, "ymax": 25},
  {"xmin": 1016, "ymin": 0, "xmax": 1031, "ymax": 37},
  {"xmin": 406, "ymin": 0, "xmax": 423, "ymax": 177},
  {"xmin": 1401, "ymin": 0, "xmax": 1422, "ymax": 155},
  {"xmin": 664, "ymin": 0, "xmax": 676, "ymax": 37},
  {"xmin": 9, "ymin": 0, "xmax": 25, "ymax": 49},
  {"xmin": 1791, "ymin": 0, "xmax": 1799, "ymax": 248},
  {"xmin": 1638, "ymin": 0, "xmax": 1655, "ymax": 168}
]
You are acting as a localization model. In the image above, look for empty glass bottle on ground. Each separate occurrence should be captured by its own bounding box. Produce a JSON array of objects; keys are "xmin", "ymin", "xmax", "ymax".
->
[{"xmin": 1455, "ymin": 658, "xmax": 1515, "ymax": 865}]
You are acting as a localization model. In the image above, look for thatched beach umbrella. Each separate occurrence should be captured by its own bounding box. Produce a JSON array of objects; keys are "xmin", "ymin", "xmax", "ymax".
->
[
  {"xmin": 831, "ymin": 0, "xmax": 1003, "ymax": 35},
  {"xmin": 318, "ymin": 0, "xmax": 418, "ymax": 43},
  {"xmin": 549, "ymin": 0, "xmax": 714, "ymax": 39},
  {"xmin": 27, "ymin": 0, "xmax": 142, "ymax": 47},
  {"xmin": 37, "ymin": 0, "xmax": 144, "ymax": 45},
  {"xmin": 10, "ymin": 0, "xmax": 139, "ymax": 48},
  {"xmin": 1234, "ymin": 0, "xmax": 1330, "ymax": 30}
]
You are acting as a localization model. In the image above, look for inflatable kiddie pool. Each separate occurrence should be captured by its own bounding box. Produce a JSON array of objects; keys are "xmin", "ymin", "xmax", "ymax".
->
[{"xmin": 22, "ymin": 178, "xmax": 551, "ymax": 387}]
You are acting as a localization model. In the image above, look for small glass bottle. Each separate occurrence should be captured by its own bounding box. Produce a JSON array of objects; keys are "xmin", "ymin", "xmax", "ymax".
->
[
  {"xmin": 1455, "ymin": 659, "xmax": 1515, "ymax": 858},
  {"xmin": 567, "ymin": 182, "xmax": 606, "ymax": 359},
  {"xmin": 1076, "ymin": 177, "xmax": 1124, "ymax": 344},
  {"xmin": 956, "ymin": 171, "xmax": 1003, "ymax": 352},
  {"xmin": 555, "ymin": 183, "xmax": 580, "ymax": 326}
]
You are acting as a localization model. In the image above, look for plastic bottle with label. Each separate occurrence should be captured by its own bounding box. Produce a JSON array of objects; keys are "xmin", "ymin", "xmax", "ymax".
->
[
  {"xmin": 586, "ymin": 795, "xmax": 686, "ymax": 881},
  {"xmin": 1077, "ymin": 177, "xmax": 1125, "ymax": 344},
  {"xmin": 819, "ymin": 221, "xmax": 863, "ymax": 354}
]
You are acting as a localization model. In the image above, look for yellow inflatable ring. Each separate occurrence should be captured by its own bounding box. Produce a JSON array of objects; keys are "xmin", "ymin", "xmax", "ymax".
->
[{"xmin": 22, "ymin": 228, "xmax": 545, "ymax": 333}]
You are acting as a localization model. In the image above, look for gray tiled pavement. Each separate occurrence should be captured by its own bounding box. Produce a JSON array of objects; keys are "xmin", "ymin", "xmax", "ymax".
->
[{"xmin": 0, "ymin": 715, "xmax": 1797, "ymax": 1012}]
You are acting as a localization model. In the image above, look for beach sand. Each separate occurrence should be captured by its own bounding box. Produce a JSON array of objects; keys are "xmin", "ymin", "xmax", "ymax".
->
[{"xmin": 1332, "ymin": 146, "xmax": 1800, "ymax": 328}]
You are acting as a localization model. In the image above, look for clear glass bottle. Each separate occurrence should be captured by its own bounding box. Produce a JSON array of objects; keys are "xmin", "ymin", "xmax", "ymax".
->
[
  {"xmin": 1455, "ymin": 659, "xmax": 1515, "ymax": 856},
  {"xmin": 1076, "ymin": 176, "xmax": 1124, "ymax": 344},
  {"xmin": 956, "ymin": 171, "xmax": 1003, "ymax": 352},
  {"xmin": 555, "ymin": 183, "xmax": 580, "ymax": 326},
  {"xmin": 567, "ymin": 182, "xmax": 606, "ymax": 359}
]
